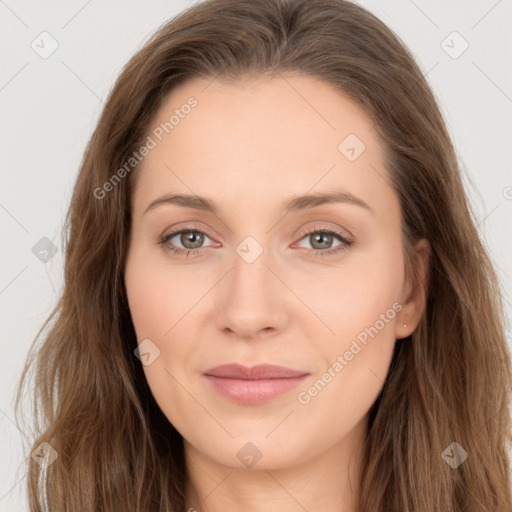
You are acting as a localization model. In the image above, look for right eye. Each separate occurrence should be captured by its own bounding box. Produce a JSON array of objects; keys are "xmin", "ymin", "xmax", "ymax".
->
[{"xmin": 158, "ymin": 228, "xmax": 218, "ymax": 257}]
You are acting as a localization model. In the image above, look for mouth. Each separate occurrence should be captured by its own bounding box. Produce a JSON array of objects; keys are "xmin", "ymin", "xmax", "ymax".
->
[{"xmin": 203, "ymin": 363, "xmax": 309, "ymax": 405}]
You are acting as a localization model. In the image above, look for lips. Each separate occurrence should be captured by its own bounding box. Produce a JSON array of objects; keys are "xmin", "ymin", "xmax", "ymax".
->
[
  {"xmin": 203, "ymin": 363, "xmax": 309, "ymax": 404},
  {"xmin": 204, "ymin": 363, "xmax": 308, "ymax": 380}
]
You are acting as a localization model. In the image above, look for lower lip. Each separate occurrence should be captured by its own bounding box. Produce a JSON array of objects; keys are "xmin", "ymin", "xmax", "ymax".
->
[{"xmin": 203, "ymin": 375, "xmax": 308, "ymax": 405}]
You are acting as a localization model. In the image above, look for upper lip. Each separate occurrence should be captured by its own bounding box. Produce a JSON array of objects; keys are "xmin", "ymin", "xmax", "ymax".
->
[{"xmin": 204, "ymin": 363, "xmax": 309, "ymax": 380}]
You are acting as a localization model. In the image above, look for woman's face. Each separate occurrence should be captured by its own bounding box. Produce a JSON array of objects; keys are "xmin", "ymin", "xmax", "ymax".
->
[{"xmin": 125, "ymin": 73, "xmax": 427, "ymax": 471}]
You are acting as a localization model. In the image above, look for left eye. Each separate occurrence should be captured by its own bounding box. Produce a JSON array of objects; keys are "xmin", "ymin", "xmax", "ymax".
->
[{"xmin": 296, "ymin": 230, "xmax": 346, "ymax": 251}]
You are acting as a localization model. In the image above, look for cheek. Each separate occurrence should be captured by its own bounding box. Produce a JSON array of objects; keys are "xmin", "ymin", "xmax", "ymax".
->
[
  {"xmin": 125, "ymin": 249, "xmax": 198, "ymax": 393},
  {"xmin": 126, "ymin": 282, "xmax": 167, "ymax": 340},
  {"xmin": 125, "ymin": 257, "xmax": 199, "ymax": 438},
  {"xmin": 301, "ymin": 242, "xmax": 404, "ymax": 346},
  {"xmin": 295, "ymin": 303, "xmax": 400, "ymax": 444},
  {"xmin": 125, "ymin": 248, "xmax": 193, "ymax": 341},
  {"xmin": 294, "ymin": 244, "xmax": 403, "ymax": 421}
]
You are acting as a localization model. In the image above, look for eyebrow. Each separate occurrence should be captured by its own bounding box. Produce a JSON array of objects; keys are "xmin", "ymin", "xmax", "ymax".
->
[{"xmin": 144, "ymin": 190, "xmax": 373, "ymax": 215}]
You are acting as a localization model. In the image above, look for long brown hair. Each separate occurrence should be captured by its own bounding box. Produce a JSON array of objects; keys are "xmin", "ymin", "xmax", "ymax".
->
[{"xmin": 16, "ymin": 0, "xmax": 512, "ymax": 510}]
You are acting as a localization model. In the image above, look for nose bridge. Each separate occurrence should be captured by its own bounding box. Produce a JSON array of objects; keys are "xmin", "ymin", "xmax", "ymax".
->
[
  {"xmin": 231, "ymin": 233, "xmax": 276, "ymax": 307},
  {"xmin": 215, "ymin": 233, "xmax": 287, "ymax": 337}
]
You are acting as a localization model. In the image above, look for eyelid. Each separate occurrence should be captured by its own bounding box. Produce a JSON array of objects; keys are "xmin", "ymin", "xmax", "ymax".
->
[{"xmin": 295, "ymin": 223, "xmax": 353, "ymax": 241}]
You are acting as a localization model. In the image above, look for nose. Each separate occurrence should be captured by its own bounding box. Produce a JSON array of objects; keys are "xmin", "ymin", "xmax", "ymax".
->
[{"xmin": 214, "ymin": 242, "xmax": 290, "ymax": 340}]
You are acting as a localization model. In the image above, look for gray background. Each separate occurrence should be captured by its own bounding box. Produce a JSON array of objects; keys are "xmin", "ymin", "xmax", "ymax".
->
[{"xmin": 1, "ymin": 0, "xmax": 511, "ymax": 509}]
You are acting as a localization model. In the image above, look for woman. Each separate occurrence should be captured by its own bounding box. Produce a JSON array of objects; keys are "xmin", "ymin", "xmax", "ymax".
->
[{"xmin": 16, "ymin": 0, "xmax": 512, "ymax": 510}]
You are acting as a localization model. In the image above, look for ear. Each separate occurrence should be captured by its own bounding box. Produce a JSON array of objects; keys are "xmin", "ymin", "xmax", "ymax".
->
[{"xmin": 395, "ymin": 238, "xmax": 431, "ymax": 339}]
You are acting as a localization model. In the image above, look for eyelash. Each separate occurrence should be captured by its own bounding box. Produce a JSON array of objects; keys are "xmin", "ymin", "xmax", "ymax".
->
[{"xmin": 157, "ymin": 225, "xmax": 354, "ymax": 259}]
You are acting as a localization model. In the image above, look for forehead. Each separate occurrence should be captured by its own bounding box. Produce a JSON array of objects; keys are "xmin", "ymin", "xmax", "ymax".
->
[{"xmin": 132, "ymin": 73, "xmax": 396, "ymax": 220}]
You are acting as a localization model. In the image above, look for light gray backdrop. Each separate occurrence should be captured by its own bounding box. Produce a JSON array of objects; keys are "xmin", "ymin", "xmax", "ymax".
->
[{"xmin": 1, "ymin": 1, "xmax": 511, "ymax": 509}]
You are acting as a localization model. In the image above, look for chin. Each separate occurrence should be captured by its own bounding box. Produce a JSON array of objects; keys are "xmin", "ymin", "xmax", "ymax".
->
[{"xmin": 185, "ymin": 433, "xmax": 309, "ymax": 471}]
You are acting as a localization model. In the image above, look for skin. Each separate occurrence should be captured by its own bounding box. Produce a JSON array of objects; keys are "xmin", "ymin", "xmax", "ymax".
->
[{"xmin": 124, "ymin": 72, "xmax": 430, "ymax": 512}]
